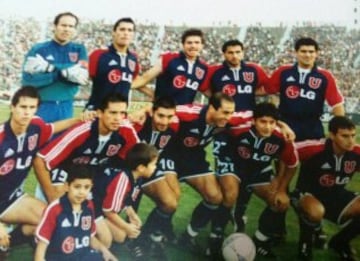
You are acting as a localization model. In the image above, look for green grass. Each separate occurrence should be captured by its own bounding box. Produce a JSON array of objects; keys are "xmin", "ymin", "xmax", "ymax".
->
[{"xmin": 1, "ymin": 104, "xmax": 360, "ymax": 260}]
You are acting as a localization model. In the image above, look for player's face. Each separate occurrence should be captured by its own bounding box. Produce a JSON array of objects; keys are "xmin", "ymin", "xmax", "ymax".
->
[
  {"xmin": 330, "ymin": 128, "xmax": 356, "ymax": 153},
  {"xmin": 224, "ymin": 45, "xmax": 244, "ymax": 67},
  {"xmin": 151, "ymin": 107, "xmax": 176, "ymax": 132},
  {"xmin": 112, "ymin": 22, "xmax": 135, "ymax": 49},
  {"xmin": 254, "ymin": 116, "xmax": 277, "ymax": 137},
  {"xmin": 142, "ymin": 157, "xmax": 158, "ymax": 179},
  {"xmin": 98, "ymin": 102, "xmax": 127, "ymax": 134},
  {"xmin": 53, "ymin": 15, "xmax": 77, "ymax": 44},
  {"xmin": 296, "ymin": 45, "xmax": 318, "ymax": 69},
  {"xmin": 211, "ymin": 100, "xmax": 235, "ymax": 127},
  {"xmin": 10, "ymin": 97, "xmax": 38, "ymax": 128},
  {"xmin": 67, "ymin": 178, "xmax": 93, "ymax": 206},
  {"xmin": 182, "ymin": 36, "xmax": 203, "ymax": 60}
]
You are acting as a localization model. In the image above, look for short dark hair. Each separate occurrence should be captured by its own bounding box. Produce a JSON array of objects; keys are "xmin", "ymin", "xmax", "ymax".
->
[
  {"xmin": 253, "ymin": 102, "xmax": 280, "ymax": 121},
  {"xmin": 125, "ymin": 143, "xmax": 158, "ymax": 171},
  {"xmin": 53, "ymin": 12, "xmax": 79, "ymax": 27},
  {"xmin": 98, "ymin": 93, "xmax": 128, "ymax": 111},
  {"xmin": 294, "ymin": 37, "xmax": 319, "ymax": 51},
  {"xmin": 11, "ymin": 86, "xmax": 40, "ymax": 106},
  {"xmin": 328, "ymin": 116, "xmax": 355, "ymax": 134},
  {"xmin": 65, "ymin": 164, "xmax": 95, "ymax": 184},
  {"xmin": 113, "ymin": 17, "xmax": 136, "ymax": 31},
  {"xmin": 208, "ymin": 92, "xmax": 234, "ymax": 110},
  {"xmin": 181, "ymin": 28, "xmax": 205, "ymax": 44},
  {"xmin": 152, "ymin": 96, "xmax": 176, "ymax": 112},
  {"xmin": 222, "ymin": 39, "xmax": 244, "ymax": 53}
]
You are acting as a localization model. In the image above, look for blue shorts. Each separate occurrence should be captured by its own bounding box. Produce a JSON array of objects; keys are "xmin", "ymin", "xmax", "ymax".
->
[
  {"xmin": 37, "ymin": 100, "xmax": 73, "ymax": 123},
  {"xmin": 0, "ymin": 187, "xmax": 26, "ymax": 217},
  {"xmin": 141, "ymin": 154, "xmax": 176, "ymax": 187}
]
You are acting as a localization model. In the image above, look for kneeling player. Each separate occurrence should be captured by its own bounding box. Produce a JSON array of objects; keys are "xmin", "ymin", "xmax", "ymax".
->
[
  {"xmin": 211, "ymin": 102, "xmax": 298, "ymax": 258},
  {"xmin": 292, "ymin": 116, "xmax": 360, "ymax": 260},
  {"xmin": 35, "ymin": 164, "xmax": 117, "ymax": 261}
]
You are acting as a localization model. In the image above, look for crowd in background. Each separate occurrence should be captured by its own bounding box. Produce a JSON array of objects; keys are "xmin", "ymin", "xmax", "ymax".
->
[{"xmin": 0, "ymin": 17, "xmax": 359, "ymax": 111}]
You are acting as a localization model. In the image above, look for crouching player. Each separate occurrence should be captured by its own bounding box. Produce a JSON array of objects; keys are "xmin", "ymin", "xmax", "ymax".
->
[
  {"xmin": 91, "ymin": 143, "xmax": 158, "ymax": 258},
  {"xmin": 211, "ymin": 102, "xmax": 298, "ymax": 258},
  {"xmin": 292, "ymin": 116, "xmax": 360, "ymax": 260},
  {"xmin": 35, "ymin": 164, "xmax": 117, "ymax": 261}
]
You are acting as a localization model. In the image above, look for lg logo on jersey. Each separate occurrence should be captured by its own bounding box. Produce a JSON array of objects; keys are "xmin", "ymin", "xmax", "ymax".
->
[
  {"xmin": 0, "ymin": 157, "xmax": 32, "ymax": 175},
  {"xmin": 173, "ymin": 75, "xmax": 199, "ymax": 90},
  {"xmin": 223, "ymin": 84, "xmax": 252, "ymax": 96},
  {"xmin": 285, "ymin": 85, "xmax": 316, "ymax": 100},
  {"xmin": 108, "ymin": 69, "xmax": 132, "ymax": 84}
]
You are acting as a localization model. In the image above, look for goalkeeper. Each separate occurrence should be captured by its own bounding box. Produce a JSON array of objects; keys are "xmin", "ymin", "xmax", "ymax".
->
[{"xmin": 22, "ymin": 12, "xmax": 88, "ymax": 123}]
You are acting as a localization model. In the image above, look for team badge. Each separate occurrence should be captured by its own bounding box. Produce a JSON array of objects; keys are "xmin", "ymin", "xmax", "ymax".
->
[
  {"xmin": 285, "ymin": 85, "xmax": 300, "ymax": 99},
  {"xmin": 319, "ymin": 174, "xmax": 335, "ymax": 187},
  {"xmin": 128, "ymin": 60, "xmax": 135, "ymax": 72},
  {"xmin": 237, "ymin": 146, "xmax": 251, "ymax": 159},
  {"xmin": 0, "ymin": 159, "xmax": 15, "ymax": 176},
  {"xmin": 81, "ymin": 216, "xmax": 92, "ymax": 230},
  {"xmin": 173, "ymin": 75, "xmax": 187, "ymax": 89},
  {"xmin": 159, "ymin": 135, "xmax": 171, "ymax": 149},
  {"xmin": 28, "ymin": 134, "xmax": 38, "ymax": 151},
  {"xmin": 68, "ymin": 52, "xmax": 79, "ymax": 62},
  {"xmin": 308, "ymin": 77, "xmax": 322, "ymax": 89},
  {"xmin": 344, "ymin": 161, "xmax": 356, "ymax": 174},
  {"xmin": 223, "ymin": 84, "xmax": 236, "ymax": 96},
  {"xmin": 62, "ymin": 236, "xmax": 75, "ymax": 254},
  {"xmin": 264, "ymin": 143, "xmax": 279, "ymax": 155},
  {"xmin": 108, "ymin": 69, "xmax": 122, "ymax": 84},
  {"xmin": 183, "ymin": 137, "xmax": 199, "ymax": 147},
  {"xmin": 243, "ymin": 72, "xmax": 254, "ymax": 83},
  {"xmin": 195, "ymin": 67, "xmax": 204, "ymax": 80},
  {"xmin": 106, "ymin": 145, "xmax": 121, "ymax": 157}
]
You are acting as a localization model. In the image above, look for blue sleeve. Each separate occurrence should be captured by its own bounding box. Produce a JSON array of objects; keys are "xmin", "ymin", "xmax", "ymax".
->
[{"xmin": 21, "ymin": 46, "xmax": 62, "ymax": 88}]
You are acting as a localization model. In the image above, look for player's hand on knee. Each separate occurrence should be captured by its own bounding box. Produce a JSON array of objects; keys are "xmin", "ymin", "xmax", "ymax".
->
[
  {"xmin": 0, "ymin": 223, "xmax": 10, "ymax": 249},
  {"xmin": 273, "ymin": 191, "xmax": 290, "ymax": 212},
  {"xmin": 126, "ymin": 223, "xmax": 141, "ymax": 239}
]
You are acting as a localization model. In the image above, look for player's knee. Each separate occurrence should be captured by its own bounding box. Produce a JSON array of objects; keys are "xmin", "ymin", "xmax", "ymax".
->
[
  {"xmin": 159, "ymin": 196, "xmax": 178, "ymax": 213},
  {"xmin": 205, "ymin": 189, "xmax": 223, "ymax": 205},
  {"xmin": 112, "ymin": 230, "xmax": 126, "ymax": 244},
  {"xmin": 299, "ymin": 195, "xmax": 325, "ymax": 223},
  {"xmin": 222, "ymin": 191, "xmax": 237, "ymax": 208}
]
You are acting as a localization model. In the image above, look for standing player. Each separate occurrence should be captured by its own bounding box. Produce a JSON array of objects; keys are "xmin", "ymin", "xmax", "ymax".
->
[
  {"xmin": 210, "ymin": 102, "xmax": 298, "ymax": 259},
  {"xmin": 22, "ymin": 12, "xmax": 88, "ymax": 123},
  {"xmin": 264, "ymin": 37, "xmax": 345, "ymax": 245},
  {"xmin": 33, "ymin": 93, "xmax": 139, "ymax": 247},
  {"xmin": 292, "ymin": 116, "xmax": 360, "ymax": 260},
  {"xmin": 131, "ymin": 28, "xmax": 211, "ymax": 104},
  {"xmin": 0, "ymin": 86, "xmax": 89, "ymax": 254},
  {"xmin": 35, "ymin": 164, "xmax": 117, "ymax": 261},
  {"xmin": 85, "ymin": 17, "xmax": 152, "ymax": 111}
]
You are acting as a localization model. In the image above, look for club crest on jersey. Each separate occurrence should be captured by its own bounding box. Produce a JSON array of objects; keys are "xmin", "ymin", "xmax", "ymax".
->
[
  {"xmin": 108, "ymin": 69, "xmax": 122, "ymax": 84},
  {"xmin": 159, "ymin": 135, "xmax": 171, "ymax": 149},
  {"xmin": 28, "ymin": 134, "xmax": 38, "ymax": 151},
  {"xmin": 237, "ymin": 146, "xmax": 251, "ymax": 159},
  {"xmin": 308, "ymin": 77, "xmax": 322, "ymax": 89},
  {"xmin": 183, "ymin": 137, "xmax": 199, "ymax": 147},
  {"xmin": 81, "ymin": 216, "xmax": 92, "ymax": 230},
  {"xmin": 223, "ymin": 84, "xmax": 236, "ymax": 96},
  {"xmin": 319, "ymin": 174, "xmax": 335, "ymax": 187},
  {"xmin": 68, "ymin": 52, "xmax": 79, "ymax": 62},
  {"xmin": 243, "ymin": 72, "xmax": 254, "ymax": 83},
  {"xmin": 344, "ymin": 161, "xmax": 356, "ymax": 174},
  {"xmin": 264, "ymin": 143, "xmax": 279, "ymax": 155},
  {"xmin": 173, "ymin": 75, "xmax": 187, "ymax": 89},
  {"xmin": 106, "ymin": 145, "xmax": 121, "ymax": 157},
  {"xmin": 195, "ymin": 67, "xmax": 205, "ymax": 80},
  {"xmin": 0, "ymin": 159, "xmax": 15, "ymax": 176},
  {"xmin": 128, "ymin": 60, "xmax": 136, "ymax": 72}
]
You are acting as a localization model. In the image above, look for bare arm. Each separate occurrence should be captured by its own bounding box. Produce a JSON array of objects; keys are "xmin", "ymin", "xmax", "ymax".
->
[
  {"xmin": 332, "ymin": 104, "xmax": 345, "ymax": 116},
  {"xmin": 33, "ymin": 156, "xmax": 61, "ymax": 202},
  {"xmin": 34, "ymin": 240, "xmax": 48, "ymax": 261},
  {"xmin": 90, "ymin": 236, "xmax": 118, "ymax": 261},
  {"xmin": 131, "ymin": 61, "xmax": 162, "ymax": 89},
  {"xmin": 104, "ymin": 211, "xmax": 140, "ymax": 239},
  {"xmin": 135, "ymin": 85, "xmax": 155, "ymax": 100},
  {"xmin": 125, "ymin": 206, "xmax": 142, "ymax": 228}
]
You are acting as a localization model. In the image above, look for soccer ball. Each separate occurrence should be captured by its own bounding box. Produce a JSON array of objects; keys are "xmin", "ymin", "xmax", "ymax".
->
[{"xmin": 222, "ymin": 233, "xmax": 256, "ymax": 261}]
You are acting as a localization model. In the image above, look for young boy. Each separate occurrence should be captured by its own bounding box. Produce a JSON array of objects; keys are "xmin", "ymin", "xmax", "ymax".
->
[
  {"xmin": 35, "ymin": 164, "xmax": 117, "ymax": 261},
  {"xmin": 91, "ymin": 143, "xmax": 158, "ymax": 249}
]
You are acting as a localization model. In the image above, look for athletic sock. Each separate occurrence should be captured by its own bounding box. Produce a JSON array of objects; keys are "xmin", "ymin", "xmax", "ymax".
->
[
  {"xmin": 258, "ymin": 206, "xmax": 286, "ymax": 237},
  {"xmin": 211, "ymin": 204, "xmax": 231, "ymax": 237},
  {"xmin": 190, "ymin": 200, "xmax": 219, "ymax": 232}
]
